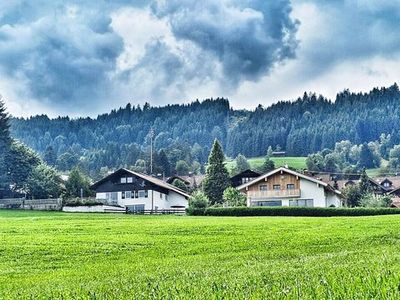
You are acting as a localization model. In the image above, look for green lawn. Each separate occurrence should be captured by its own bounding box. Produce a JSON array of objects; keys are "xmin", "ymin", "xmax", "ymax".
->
[
  {"xmin": 1, "ymin": 211, "xmax": 400, "ymax": 299},
  {"xmin": 226, "ymin": 156, "xmax": 307, "ymax": 172}
]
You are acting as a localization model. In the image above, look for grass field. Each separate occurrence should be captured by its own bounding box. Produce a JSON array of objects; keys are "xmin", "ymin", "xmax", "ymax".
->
[
  {"xmin": 226, "ymin": 156, "xmax": 307, "ymax": 172},
  {"xmin": 1, "ymin": 211, "xmax": 400, "ymax": 298}
]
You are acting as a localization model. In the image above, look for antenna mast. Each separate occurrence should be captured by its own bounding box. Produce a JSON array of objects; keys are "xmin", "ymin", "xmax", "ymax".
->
[{"xmin": 150, "ymin": 128, "xmax": 155, "ymax": 175}]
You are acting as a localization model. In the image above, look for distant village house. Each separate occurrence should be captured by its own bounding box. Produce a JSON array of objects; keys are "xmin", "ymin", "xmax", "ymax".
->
[{"xmin": 237, "ymin": 167, "xmax": 343, "ymax": 208}]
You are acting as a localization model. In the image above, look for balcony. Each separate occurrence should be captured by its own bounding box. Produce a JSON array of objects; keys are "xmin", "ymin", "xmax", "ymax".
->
[{"xmin": 247, "ymin": 189, "xmax": 301, "ymax": 199}]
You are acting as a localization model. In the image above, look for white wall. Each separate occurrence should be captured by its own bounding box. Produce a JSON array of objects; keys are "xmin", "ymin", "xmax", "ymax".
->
[
  {"xmin": 299, "ymin": 178, "xmax": 327, "ymax": 207},
  {"xmin": 326, "ymin": 192, "xmax": 342, "ymax": 207},
  {"xmin": 96, "ymin": 190, "xmax": 188, "ymax": 210},
  {"xmin": 62, "ymin": 205, "xmax": 125, "ymax": 213},
  {"xmin": 167, "ymin": 191, "xmax": 188, "ymax": 208},
  {"xmin": 246, "ymin": 178, "xmax": 340, "ymax": 208}
]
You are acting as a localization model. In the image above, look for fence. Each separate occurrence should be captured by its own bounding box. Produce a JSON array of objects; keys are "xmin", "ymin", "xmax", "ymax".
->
[
  {"xmin": 126, "ymin": 208, "xmax": 186, "ymax": 215},
  {"xmin": 0, "ymin": 198, "xmax": 62, "ymax": 211}
]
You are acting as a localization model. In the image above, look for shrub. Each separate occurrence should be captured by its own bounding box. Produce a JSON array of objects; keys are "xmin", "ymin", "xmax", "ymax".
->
[
  {"xmin": 360, "ymin": 194, "xmax": 393, "ymax": 208},
  {"xmin": 185, "ymin": 207, "xmax": 206, "ymax": 216},
  {"xmin": 63, "ymin": 198, "xmax": 103, "ymax": 207},
  {"xmin": 223, "ymin": 187, "xmax": 246, "ymax": 207},
  {"xmin": 189, "ymin": 191, "xmax": 209, "ymax": 209},
  {"xmin": 186, "ymin": 206, "xmax": 400, "ymax": 217}
]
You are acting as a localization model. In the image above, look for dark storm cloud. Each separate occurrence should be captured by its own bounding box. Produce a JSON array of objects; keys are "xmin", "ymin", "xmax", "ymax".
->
[
  {"xmin": 152, "ymin": 0, "xmax": 299, "ymax": 86},
  {"xmin": 0, "ymin": 1, "xmax": 125, "ymax": 110},
  {"xmin": 2, "ymin": 0, "xmax": 400, "ymax": 116}
]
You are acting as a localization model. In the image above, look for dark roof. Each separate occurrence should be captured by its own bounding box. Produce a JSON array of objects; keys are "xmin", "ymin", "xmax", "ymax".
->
[
  {"xmin": 91, "ymin": 168, "xmax": 190, "ymax": 198},
  {"xmin": 166, "ymin": 176, "xmax": 191, "ymax": 185},
  {"xmin": 230, "ymin": 169, "xmax": 261, "ymax": 180},
  {"xmin": 381, "ymin": 178, "xmax": 393, "ymax": 184}
]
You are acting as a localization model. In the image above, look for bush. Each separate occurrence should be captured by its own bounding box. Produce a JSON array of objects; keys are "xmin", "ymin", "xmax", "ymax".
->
[
  {"xmin": 186, "ymin": 206, "xmax": 400, "ymax": 217},
  {"xmin": 360, "ymin": 194, "xmax": 392, "ymax": 208},
  {"xmin": 185, "ymin": 207, "xmax": 206, "ymax": 216},
  {"xmin": 223, "ymin": 187, "xmax": 246, "ymax": 207},
  {"xmin": 63, "ymin": 198, "xmax": 103, "ymax": 207},
  {"xmin": 189, "ymin": 191, "xmax": 209, "ymax": 209}
]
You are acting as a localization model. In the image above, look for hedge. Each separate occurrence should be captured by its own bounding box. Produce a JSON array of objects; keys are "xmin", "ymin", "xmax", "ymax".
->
[
  {"xmin": 63, "ymin": 199, "xmax": 104, "ymax": 207},
  {"xmin": 186, "ymin": 206, "xmax": 400, "ymax": 217}
]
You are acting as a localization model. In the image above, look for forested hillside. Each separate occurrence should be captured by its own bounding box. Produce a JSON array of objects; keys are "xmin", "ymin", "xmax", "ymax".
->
[{"xmin": 10, "ymin": 84, "xmax": 400, "ymax": 176}]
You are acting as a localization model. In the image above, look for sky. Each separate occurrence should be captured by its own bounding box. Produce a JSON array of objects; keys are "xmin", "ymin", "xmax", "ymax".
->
[{"xmin": 1, "ymin": 0, "xmax": 400, "ymax": 117}]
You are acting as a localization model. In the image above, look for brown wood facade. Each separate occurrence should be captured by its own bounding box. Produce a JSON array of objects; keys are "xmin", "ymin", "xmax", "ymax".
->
[{"xmin": 245, "ymin": 171, "xmax": 300, "ymax": 193}]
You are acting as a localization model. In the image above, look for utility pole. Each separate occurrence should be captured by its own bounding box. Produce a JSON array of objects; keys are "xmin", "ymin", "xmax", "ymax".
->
[{"xmin": 150, "ymin": 128, "xmax": 155, "ymax": 175}]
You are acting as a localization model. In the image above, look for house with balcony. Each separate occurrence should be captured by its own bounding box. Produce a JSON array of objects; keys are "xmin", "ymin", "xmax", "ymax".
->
[
  {"xmin": 237, "ymin": 167, "xmax": 343, "ymax": 207},
  {"xmin": 91, "ymin": 168, "xmax": 190, "ymax": 213}
]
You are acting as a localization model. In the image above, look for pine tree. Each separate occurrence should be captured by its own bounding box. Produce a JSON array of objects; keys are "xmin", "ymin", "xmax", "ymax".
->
[
  {"xmin": 359, "ymin": 169, "xmax": 371, "ymax": 195},
  {"xmin": 65, "ymin": 167, "xmax": 92, "ymax": 198},
  {"xmin": 235, "ymin": 154, "xmax": 250, "ymax": 174},
  {"xmin": 0, "ymin": 97, "xmax": 11, "ymax": 189},
  {"xmin": 156, "ymin": 149, "xmax": 171, "ymax": 176},
  {"xmin": 267, "ymin": 146, "xmax": 273, "ymax": 157},
  {"xmin": 359, "ymin": 143, "xmax": 375, "ymax": 169},
  {"xmin": 43, "ymin": 146, "xmax": 57, "ymax": 167},
  {"xmin": 203, "ymin": 139, "xmax": 230, "ymax": 205},
  {"xmin": 259, "ymin": 156, "xmax": 275, "ymax": 173}
]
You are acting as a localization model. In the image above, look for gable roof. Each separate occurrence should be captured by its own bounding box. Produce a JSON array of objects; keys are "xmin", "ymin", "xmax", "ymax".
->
[
  {"xmin": 230, "ymin": 169, "xmax": 261, "ymax": 180},
  {"xmin": 237, "ymin": 167, "xmax": 341, "ymax": 195},
  {"xmin": 331, "ymin": 178, "xmax": 389, "ymax": 192},
  {"xmin": 380, "ymin": 178, "xmax": 393, "ymax": 185},
  {"xmin": 166, "ymin": 176, "xmax": 191, "ymax": 185},
  {"xmin": 91, "ymin": 168, "xmax": 190, "ymax": 198}
]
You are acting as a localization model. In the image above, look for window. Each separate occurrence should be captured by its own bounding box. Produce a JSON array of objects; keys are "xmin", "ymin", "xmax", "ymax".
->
[
  {"xmin": 242, "ymin": 177, "xmax": 251, "ymax": 184},
  {"xmin": 289, "ymin": 199, "xmax": 313, "ymax": 207},
  {"xmin": 127, "ymin": 177, "xmax": 133, "ymax": 183},
  {"xmin": 135, "ymin": 191, "xmax": 138, "ymax": 198},
  {"xmin": 145, "ymin": 190, "xmax": 148, "ymax": 198},
  {"xmin": 383, "ymin": 182, "xmax": 391, "ymax": 187},
  {"xmin": 126, "ymin": 191, "xmax": 132, "ymax": 199},
  {"xmin": 256, "ymin": 200, "xmax": 282, "ymax": 207},
  {"xmin": 160, "ymin": 193, "xmax": 163, "ymax": 199},
  {"xmin": 122, "ymin": 191, "xmax": 126, "ymax": 199},
  {"xmin": 259, "ymin": 185, "xmax": 268, "ymax": 191},
  {"xmin": 138, "ymin": 190, "xmax": 146, "ymax": 198},
  {"xmin": 120, "ymin": 177, "xmax": 127, "ymax": 184},
  {"xmin": 126, "ymin": 204, "xmax": 145, "ymax": 213},
  {"xmin": 287, "ymin": 184, "xmax": 295, "ymax": 190},
  {"xmin": 110, "ymin": 192, "xmax": 118, "ymax": 204},
  {"xmin": 273, "ymin": 184, "xmax": 281, "ymax": 190}
]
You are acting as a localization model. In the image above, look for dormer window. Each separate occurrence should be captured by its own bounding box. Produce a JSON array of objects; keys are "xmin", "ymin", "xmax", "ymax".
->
[{"xmin": 242, "ymin": 177, "xmax": 250, "ymax": 184}]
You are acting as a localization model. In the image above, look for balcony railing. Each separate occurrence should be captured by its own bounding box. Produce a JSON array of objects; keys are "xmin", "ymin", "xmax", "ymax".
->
[{"xmin": 247, "ymin": 189, "xmax": 301, "ymax": 199}]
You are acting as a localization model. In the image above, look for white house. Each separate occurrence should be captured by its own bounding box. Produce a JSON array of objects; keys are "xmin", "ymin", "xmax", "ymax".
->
[
  {"xmin": 237, "ymin": 167, "xmax": 343, "ymax": 208},
  {"xmin": 91, "ymin": 168, "xmax": 189, "ymax": 212}
]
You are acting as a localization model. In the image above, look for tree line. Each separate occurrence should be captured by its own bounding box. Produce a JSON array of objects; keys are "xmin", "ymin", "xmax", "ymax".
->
[
  {"xmin": 10, "ymin": 83, "xmax": 400, "ymax": 178},
  {"xmin": 0, "ymin": 98, "xmax": 92, "ymax": 200},
  {"xmin": 306, "ymin": 135, "xmax": 400, "ymax": 177}
]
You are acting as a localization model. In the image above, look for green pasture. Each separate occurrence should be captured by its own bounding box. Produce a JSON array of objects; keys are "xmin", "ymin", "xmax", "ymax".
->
[
  {"xmin": 1, "ymin": 210, "xmax": 400, "ymax": 299},
  {"xmin": 225, "ymin": 156, "xmax": 307, "ymax": 172}
]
